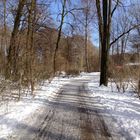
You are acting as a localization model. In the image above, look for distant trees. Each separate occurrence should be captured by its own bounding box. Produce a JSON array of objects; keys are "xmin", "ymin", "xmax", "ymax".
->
[
  {"xmin": 0, "ymin": 0, "xmax": 8, "ymax": 75},
  {"xmin": 25, "ymin": 0, "xmax": 36, "ymax": 94},
  {"xmin": 53, "ymin": 0, "xmax": 66, "ymax": 75},
  {"xmin": 111, "ymin": 8, "xmax": 131, "ymax": 65},
  {"xmin": 129, "ymin": 2, "xmax": 140, "ymax": 95},
  {"xmin": 0, "ymin": 0, "xmax": 96, "ymax": 100},
  {"xmin": 5, "ymin": 0, "xmax": 139, "ymax": 97},
  {"xmin": 130, "ymin": 3, "xmax": 140, "ymax": 58},
  {"xmin": 0, "ymin": 0, "xmax": 140, "ymax": 100},
  {"xmin": 95, "ymin": 0, "xmax": 140, "ymax": 86},
  {"xmin": 77, "ymin": 0, "xmax": 95, "ymax": 72}
]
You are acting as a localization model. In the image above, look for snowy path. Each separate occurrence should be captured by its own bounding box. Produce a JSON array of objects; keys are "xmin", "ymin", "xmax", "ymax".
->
[
  {"xmin": 9, "ymin": 76, "xmax": 112, "ymax": 140},
  {"xmin": 1, "ymin": 73, "xmax": 140, "ymax": 140},
  {"xmin": 35, "ymin": 78, "xmax": 112, "ymax": 140}
]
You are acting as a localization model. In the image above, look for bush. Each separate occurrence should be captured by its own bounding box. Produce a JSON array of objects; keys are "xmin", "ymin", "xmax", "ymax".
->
[
  {"xmin": 109, "ymin": 63, "xmax": 140, "ymax": 97},
  {"xmin": 66, "ymin": 69, "xmax": 80, "ymax": 76}
]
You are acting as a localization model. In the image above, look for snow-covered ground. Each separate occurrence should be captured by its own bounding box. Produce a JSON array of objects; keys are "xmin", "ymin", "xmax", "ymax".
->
[
  {"xmin": 88, "ymin": 72, "xmax": 140, "ymax": 140},
  {"xmin": 0, "ymin": 72, "xmax": 140, "ymax": 140},
  {"xmin": 0, "ymin": 75, "xmax": 75, "ymax": 139}
]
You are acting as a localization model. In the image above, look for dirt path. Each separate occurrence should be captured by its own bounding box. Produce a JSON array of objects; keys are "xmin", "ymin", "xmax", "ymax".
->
[
  {"xmin": 34, "ymin": 78, "xmax": 112, "ymax": 140},
  {"xmin": 9, "ymin": 77, "xmax": 112, "ymax": 140}
]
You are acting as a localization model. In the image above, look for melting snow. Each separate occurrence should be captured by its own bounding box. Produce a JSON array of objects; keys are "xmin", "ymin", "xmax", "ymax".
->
[
  {"xmin": 88, "ymin": 73, "xmax": 140, "ymax": 140},
  {"xmin": 0, "ymin": 72, "xmax": 140, "ymax": 140},
  {"xmin": 0, "ymin": 76, "xmax": 72, "ymax": 139}
]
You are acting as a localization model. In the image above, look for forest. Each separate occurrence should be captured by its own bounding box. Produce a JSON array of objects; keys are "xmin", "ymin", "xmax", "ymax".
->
[
  {"xmin": 0, "ymin": 0, "xmax": 139, "ymax": 97},
  {"xmin": 0, "ymin": 0, "xmax": 140, "ymax": 139}
]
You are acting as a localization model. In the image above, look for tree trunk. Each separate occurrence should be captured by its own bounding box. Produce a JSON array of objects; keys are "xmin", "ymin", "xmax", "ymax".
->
[
  {"xmin": 84, "ymin": 9, "xmax": 89, "ymax": 72},
  {"xmin": 26, "ymin": 0, "xmax": 36, "ymax": 94},
  {"xmin": 6, "ymin": 0, "xmax": 26, "ymax": 80},
  {"xmin": 100, "ymin": 0, "xmax": 108, "ymax": 86},
  {"xmin": 53, "ymin": 0, "xmax": 66, "ymax": 75},
  {"xmin": 96, "ymin": 0, "xmax": 112, "ymax": 86},
  {"xmin": 1, "ymin": 0, "xmax": 7, "ymax": 76},
  {"xmin": 3, "ymin": 0, "xmax": 7, "ymax": 57}
]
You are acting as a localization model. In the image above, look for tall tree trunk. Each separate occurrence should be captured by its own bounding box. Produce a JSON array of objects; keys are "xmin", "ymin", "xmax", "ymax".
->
[
  {"xmin": 96, "ymin": 0, "xmax": 103, "ymax": 73},
  {"xmin": 100, "ymin": 0, "xmax": 108, "ymax": 86},
  {"xmin": 121, "ymin": 39, "xmax": 124, "ymax": 65},
  {"xmin": 3, "ymin": 0, "xmax": 7, "ymax": 57},
  {"xmin": 6, "ymin": 0, "xmax": 26, "ymax": 80},
  {"xmin": 2, "ymin": 0, "xmax": 7, "ymax": 76},
  {"xmin": 53, "ymin": 0, "xmax": 66, "ymax": 75},
  {"xmin": 85, "ymin": 9, "xmax": 89, "ymax": 72},
  {"xmin": 26, "ymin": 0, "xmax": 36, "ymax": 94},
  {"xmin": 96, "ymin": 0, "xmax": 112, "ymax": 86}
]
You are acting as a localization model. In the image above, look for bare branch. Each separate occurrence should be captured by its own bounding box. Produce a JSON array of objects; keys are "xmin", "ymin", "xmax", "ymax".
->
[
  {"xmin": 110, "ymin": 24, "xmax": 140, "ymax": 46},
  {"xmin": 64, "ymin": 8, "xmax": 83, "ymax": 17},
  {"xmin": 111, "ymin": 0, "xmax": 120, "ymax": 17},
  {"xmin": 95, "ymin": 0, "xmax": 103, "ymax": 44}
]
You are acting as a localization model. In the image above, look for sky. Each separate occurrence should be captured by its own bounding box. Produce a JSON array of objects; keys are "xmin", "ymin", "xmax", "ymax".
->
[
  {"xmin": 49, "ymin": 0, "xmax": 99, "ymax": 47},
  {"xmin": 47, "ymin": 0, "xmax": 139, "ymax": 48}
]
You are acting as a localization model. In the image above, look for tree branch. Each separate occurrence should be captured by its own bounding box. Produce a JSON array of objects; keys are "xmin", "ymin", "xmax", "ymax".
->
[
  {"xmin": 64, "ymin": 8, "xmax": 83, "ymax": 17},
  {"xmin": 111, "ymin": 0, "xmax": 120, "ymax": 17},
  {"xmin": 95, "ymin": 0, "xmax": 103, "ymax": 44},
  {"xmin": 110, "ymin": 24, "xmax": 140, "ymax": 46}
]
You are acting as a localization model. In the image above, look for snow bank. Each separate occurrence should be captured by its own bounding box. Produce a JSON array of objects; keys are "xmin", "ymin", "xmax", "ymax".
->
[
  {"xmin": 0, "ymin": 76, "xmax": 71, "ymax": 139},
  {"xmin": 88, "ymin": 73, "xmax": 140, "ymax": 140}
]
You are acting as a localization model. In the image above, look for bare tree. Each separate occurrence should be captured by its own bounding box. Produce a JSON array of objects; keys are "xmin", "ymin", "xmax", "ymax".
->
[
  {"xmin": 25, "ymin": 0, "xmax": 36, "ymax": 94},
  {"xmin": 78, "ymin": 0, "xmax": 95, "ymax": 72},
  {"xmin": 53, "ymin": 0, "xmax": 79, "ymax": 74},
  {"xmin": 95, "ymin": 0, "xmax": 113, "ymax": 86},
  {"xmin": 6, "ymin": 0, "xmax": 26, "ymax": 80},
  {"xmin": 0, "ymin": 0, "xmax": 7, "ymax": 76},
  {"xmin": 53, "ymin": 0, "xmax": 66, "ymax": 75},
  {"xmin": 95, "ymin": 0, "xmax": 140, "ymax": 86}
]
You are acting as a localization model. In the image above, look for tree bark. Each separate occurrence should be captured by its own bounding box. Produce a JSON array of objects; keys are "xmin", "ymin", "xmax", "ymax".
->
[
  {"xmin": 100, "ymin": 0, "xmax": 108, "ymax": 86},
  {"xmin": 84, "ymin": 8, "xmax": 89, "ymax": 72},
  {"xmin": 53, "ymin": 0, "xmax": 66, "ymax": 75},
  {"xmin": 85, "ymin": 19, "xmax": 89, "ymax": 72},
  {"xmin": 6, "ymin": 0, "xmax": 26, "ymax": 79},
  {"xmin": 96, "ymin": 0, "xmax": 112, "ymax": 86},
  {"xmin": 26, "ymin": 0, "xmax": 36, "ymax": 94},
  {"xmin": 3, "ymin": 0, "xmax": 7, "ymax": 57},
  {"xmin": 1, "ymin": 0, "xmax": 7, "ymax": 77}
]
